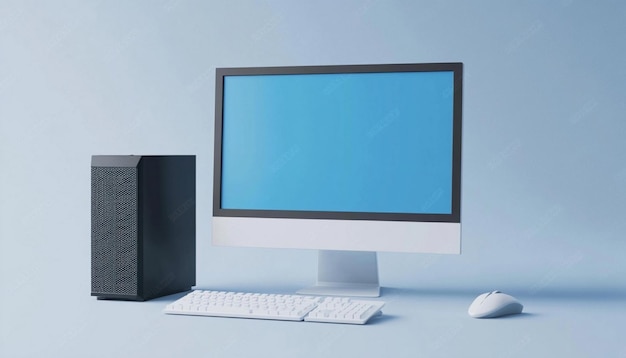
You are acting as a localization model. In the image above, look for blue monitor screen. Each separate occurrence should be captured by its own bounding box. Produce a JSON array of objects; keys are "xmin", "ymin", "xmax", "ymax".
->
[{"xmin": 219, "ymin": 70, "xmax": 455, "ymax": 216}]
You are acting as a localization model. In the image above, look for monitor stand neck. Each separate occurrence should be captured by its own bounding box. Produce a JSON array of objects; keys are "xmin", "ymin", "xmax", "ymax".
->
[{"xmin": 297, "ymin": 250, "xmax": 380, "ymax": 297}]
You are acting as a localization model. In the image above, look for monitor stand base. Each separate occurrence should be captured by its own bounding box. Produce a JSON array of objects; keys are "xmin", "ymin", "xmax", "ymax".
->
[
  {"xmin": 298, "ymin": 282, "xmax": 380, "ymax": 297},
  {"xmin": 297, "ymin": 250, "xmax": 381, "ymax": 298}
]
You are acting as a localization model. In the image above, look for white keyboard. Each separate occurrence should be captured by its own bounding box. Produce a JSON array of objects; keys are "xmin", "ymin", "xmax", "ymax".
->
[{"xmin": 164, "ymin": 290, "xmax": 385, "ymax": 325}]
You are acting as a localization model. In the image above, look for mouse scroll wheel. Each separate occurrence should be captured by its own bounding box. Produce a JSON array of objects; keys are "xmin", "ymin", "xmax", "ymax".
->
[{"xmin": 480, "ymin": 290, "xmax": 501, "ymax": 303}]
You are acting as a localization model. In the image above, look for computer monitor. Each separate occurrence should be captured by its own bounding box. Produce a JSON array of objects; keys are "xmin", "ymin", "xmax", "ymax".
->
[{"xmin": 213, "ymin": 63, "xmax": 463, "ymax": 297}]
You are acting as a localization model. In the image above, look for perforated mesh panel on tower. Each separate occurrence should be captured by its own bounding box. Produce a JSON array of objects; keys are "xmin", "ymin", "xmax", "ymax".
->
[{"xmin": 91, "ymin": 166, "xmax": 138, "ymax": 296}]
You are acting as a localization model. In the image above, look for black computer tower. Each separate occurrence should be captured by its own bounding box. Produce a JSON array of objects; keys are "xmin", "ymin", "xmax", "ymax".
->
[{"xmin": 91, "ymin": 155, "xmax": 195, "ymax": 301}]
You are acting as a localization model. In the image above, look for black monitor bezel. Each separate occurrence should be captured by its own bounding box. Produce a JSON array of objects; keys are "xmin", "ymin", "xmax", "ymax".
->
[{"xmin": 214, "ymin": 63, "xmax": 462, "ymax": 223}]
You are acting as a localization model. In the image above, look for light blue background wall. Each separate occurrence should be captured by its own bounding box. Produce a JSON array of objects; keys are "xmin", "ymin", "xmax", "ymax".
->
[{"xmin": 1, "ymin": 1, "xmax": 625, "ymax": 357}]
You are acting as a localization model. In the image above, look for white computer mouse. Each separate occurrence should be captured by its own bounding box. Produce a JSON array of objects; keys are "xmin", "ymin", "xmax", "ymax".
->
[{"xmin": 468, "ymin": 291, "xmax": 523, "ymax": 318}]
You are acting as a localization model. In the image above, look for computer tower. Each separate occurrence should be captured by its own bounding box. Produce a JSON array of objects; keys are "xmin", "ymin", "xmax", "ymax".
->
[{"xmin": 91, "ymin": 155, "xmax": 195, "ymax": 301}]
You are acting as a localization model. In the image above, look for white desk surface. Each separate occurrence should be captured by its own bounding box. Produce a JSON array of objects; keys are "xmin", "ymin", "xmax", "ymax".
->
[{"xmin": 2, "ymin": 277, "xmax": 624, "ymax": 358}]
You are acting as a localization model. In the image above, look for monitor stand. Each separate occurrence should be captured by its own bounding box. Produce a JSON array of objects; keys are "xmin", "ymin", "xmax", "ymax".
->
[{"xmin": 297, "ymin": 250, "xmax": 380, "ymax": 297}]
